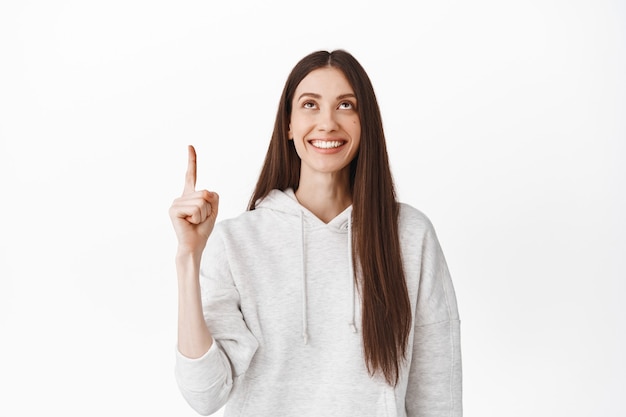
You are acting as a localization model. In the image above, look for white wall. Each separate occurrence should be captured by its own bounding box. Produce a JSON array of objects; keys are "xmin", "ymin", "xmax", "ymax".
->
[{"xmin": 1, "ymin": 1, "xmax": 624, "ymax": 415}]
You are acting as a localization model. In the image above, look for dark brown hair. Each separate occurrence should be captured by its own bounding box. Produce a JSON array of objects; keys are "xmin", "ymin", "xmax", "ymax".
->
[{"xmin": 248, "ymin": 50, "xmax": 411, "ymax": 385}]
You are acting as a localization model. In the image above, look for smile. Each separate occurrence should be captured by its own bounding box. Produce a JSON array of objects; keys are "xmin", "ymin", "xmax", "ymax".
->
[{"xmin": 309, "ymin": 140, "xmax": 346, "ymax": 149}]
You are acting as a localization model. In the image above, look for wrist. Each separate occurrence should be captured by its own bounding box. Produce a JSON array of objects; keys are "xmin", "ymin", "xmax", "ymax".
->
[
  {"xmin": 175, "ymin": 248, "xmax": 202, "ymax": 273},
  {"xmin": 176, "ymin": 245, "xmax": 202, "ymax": 260}
]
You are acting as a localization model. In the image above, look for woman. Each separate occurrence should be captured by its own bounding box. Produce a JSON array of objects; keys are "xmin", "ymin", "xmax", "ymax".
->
[{"xmin": 169, "ymin": 49, "xmax": 462, "ymax": 416}]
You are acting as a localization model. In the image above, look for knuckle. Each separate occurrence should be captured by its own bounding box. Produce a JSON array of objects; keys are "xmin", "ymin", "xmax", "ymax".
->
[{"xmin": 191, "ymin": 205, "xmax": 201, "ymax": 216}]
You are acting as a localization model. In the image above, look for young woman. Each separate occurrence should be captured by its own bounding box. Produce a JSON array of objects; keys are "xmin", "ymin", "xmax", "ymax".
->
[{"xmin": 169, "ymin": 50, "xmax": 462, "ymax": 417}]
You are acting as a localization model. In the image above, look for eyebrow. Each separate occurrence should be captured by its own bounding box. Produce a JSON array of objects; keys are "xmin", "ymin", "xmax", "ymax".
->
[{"xmin": 297, "ymin": 93, "xmax": 357, "ymax": 101}]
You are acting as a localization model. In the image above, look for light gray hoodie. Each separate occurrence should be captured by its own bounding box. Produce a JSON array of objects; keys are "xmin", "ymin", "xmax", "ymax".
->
[{"xmin": 175, "ymin": 189, "xmax": 462, "ymax": 416}]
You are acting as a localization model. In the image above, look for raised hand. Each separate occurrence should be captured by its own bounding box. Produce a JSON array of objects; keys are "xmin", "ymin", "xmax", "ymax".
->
[{"xmin": 169, "ymin": 145, "xmax": 219, "ymax": 256}]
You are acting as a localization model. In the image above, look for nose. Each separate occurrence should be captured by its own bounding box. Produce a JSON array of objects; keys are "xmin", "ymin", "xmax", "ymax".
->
[{"xmin": 317, "ymin": 107, "xmax": 339, "ymax": 132}]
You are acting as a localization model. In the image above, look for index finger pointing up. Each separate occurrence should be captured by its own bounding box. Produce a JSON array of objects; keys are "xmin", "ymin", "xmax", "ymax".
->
[{"xmin": 183, "ymin": 145, "xmax": 197, "ymax": 195}]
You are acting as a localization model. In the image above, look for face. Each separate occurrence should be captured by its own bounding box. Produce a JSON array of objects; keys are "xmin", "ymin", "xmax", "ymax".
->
[{"xmin": 288, "ymin": 67, "xmax": 361, "ymax": 179}]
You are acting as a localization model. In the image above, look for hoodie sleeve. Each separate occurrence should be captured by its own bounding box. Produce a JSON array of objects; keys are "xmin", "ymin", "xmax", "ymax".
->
[
  {"xmin": 175, "ymin": 225, "xmax": 259, "ymax": 416},
  {"xmin": 406, "ymin": 223, "xmax": 462, "ymax": 417}
]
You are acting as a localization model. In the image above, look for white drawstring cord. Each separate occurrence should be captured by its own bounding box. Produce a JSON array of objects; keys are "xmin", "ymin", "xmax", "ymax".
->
[
  {"xmin": 347, "ymin": 214, "xmax": 357, "ymax": 333},
  {"xmin": 300, "ymin": 210, "xmax": 309, "ymax": 344}
]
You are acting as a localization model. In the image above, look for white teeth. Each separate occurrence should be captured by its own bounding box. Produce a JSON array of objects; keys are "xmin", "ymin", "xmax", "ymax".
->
[{"xmin": 311, "ymin": 140, "xmax": 344, "ymax": 149}]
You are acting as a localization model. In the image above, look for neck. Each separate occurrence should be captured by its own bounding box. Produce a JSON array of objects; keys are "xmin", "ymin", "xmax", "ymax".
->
[{"xmin": 295, "ymin": 172, "xmax": 352, "ymax": 223}]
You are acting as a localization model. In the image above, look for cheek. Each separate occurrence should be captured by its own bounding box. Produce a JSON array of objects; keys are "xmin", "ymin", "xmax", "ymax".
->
[
  {"xmin": 289, "ymin": 115, "xmax": 303, "ymax": 135},
  {"xmin": 353, "ymin": 119, "xmax": 361, "ymax": 136},
  {"xmin": 291, "ymin": 140, "xmax": 304, "ymax": 159}
]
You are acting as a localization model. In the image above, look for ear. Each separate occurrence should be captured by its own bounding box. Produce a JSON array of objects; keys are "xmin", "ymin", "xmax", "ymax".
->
[{"xmin": 288, "ymin": 124, "xmax": 293, "ymax": 140}]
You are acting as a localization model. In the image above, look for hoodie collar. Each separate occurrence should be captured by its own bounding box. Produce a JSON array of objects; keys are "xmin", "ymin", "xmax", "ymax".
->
[{"xmin": 256, "ymin": 188, "xmax": 352, "ymax": 230}]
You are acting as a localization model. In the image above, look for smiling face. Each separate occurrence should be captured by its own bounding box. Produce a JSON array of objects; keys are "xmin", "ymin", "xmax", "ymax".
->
[{"xmin": 288, "ymin": 67, "xmax": 361, "ymax": 182}]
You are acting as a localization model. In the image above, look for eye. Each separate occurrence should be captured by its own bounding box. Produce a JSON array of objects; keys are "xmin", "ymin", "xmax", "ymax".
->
[
  {"xmin": 303, "ymin": 101, "xmax": 317, "ymax": 109},
  {"xmin": 338, "ymin": 101, "xmax": 355, "ymax": 110}
]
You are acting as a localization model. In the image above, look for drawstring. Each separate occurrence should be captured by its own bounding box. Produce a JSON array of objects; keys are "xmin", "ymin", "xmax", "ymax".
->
[
  {"xmin": 347, "ymin": 214, "xmax": 357, "ymax": 334},
  {"xmin": 300, "ymin": 211, "xmax": 309, "ymax": 344},
  {"xmin": 299, "ymin": 208, "xmax": 356, "ymax": 345}
]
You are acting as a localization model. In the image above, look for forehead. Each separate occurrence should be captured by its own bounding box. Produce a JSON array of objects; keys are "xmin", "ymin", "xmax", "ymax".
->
[{"xmin": 294, "ymin": 67, "xmax": 354, "ymax": 96}]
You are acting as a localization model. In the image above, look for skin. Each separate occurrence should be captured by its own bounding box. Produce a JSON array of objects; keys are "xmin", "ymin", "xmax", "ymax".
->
[{"xmin": 170, "ymin": 67, "xmax": 362, "ymax": 358}]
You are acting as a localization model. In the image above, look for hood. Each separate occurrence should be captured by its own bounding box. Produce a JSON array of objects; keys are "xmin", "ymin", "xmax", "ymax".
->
[{"xmin": 256, "ymin": 188, "xmax": 352, "ymax": 232}]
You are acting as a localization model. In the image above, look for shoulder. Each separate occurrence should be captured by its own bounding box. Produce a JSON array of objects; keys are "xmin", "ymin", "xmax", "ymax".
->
[
  {"xmin": 397, "ymin": 202, "xmax": 437, "ymax": 236},
  {"xmin": 211, "ymin": 205, "xmax": 297, "ymax": 245},
  {"xmin": 212, "ymin": 210, "xmax": 264, "ymax": 238},
  {"xmin": 396, "ymin": 202, "xmax": 448, "ymax": 260},
  {"xmin": 204, "ymin": 210, "xmax": 272, "ymax": 264}
]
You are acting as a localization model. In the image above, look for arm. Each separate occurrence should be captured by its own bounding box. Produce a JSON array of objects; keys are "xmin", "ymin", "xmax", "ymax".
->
[
  {"xmin": 169, "ymin": 145, "xmax": 224, "ymax": 415},
  {"xmin": 176, "ymin": 252, "xmax": 213, "ymax": 359},
  {"xmin": 406, "ymin": 225, "xmax": 462, "ymax": 417},
  {"xmin": 169, "ymin": 146, "xmax": 257, "ymax": 415},
  {"xmin": 175, "ymin": 227, "xmax": 258, "ymax": 415},
  {"xmin": 169, "ymin": 145, "xmax": 218, "ymax": 359}
]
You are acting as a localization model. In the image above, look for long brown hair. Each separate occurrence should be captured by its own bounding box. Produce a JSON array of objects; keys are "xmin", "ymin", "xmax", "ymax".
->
[{"xmin": 248, "ymin": 50, "xmax": 411, "ymax": 386}]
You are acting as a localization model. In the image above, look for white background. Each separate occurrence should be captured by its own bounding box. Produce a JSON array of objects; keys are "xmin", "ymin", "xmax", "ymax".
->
[{"xmin": 1, "ymin": 1, "xmax": 624, "ymax": 416}]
